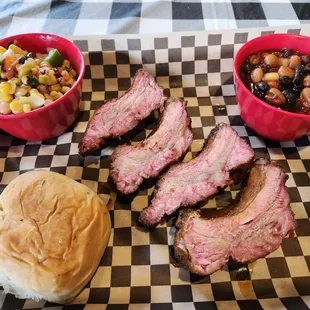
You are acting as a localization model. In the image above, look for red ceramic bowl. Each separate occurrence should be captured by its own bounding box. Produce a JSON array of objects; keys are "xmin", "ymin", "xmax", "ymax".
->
[
  {"xmin": 0, "ymin": 33, "xmax": 85, "ymax": 141},
  {"xmin": 234, "ymin": 34, "xmax": 310, "ymax": 141}
]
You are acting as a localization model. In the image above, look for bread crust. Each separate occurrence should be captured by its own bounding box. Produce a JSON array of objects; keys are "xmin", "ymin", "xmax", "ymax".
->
[{"xmin": 0, "ymin": 170, "xmax": 111, "ymax": 304}]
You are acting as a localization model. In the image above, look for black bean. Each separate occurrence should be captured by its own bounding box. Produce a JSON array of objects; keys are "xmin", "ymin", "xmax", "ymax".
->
[
  {"xmin": 282, "ymin": 90, "xmax": 297, "ymax": 104},
  {"xmin": 282, "ymin": 90, "xmax": 297, "ymax": 111},
  {"xmin": 253, "ymin": 89, "xmax": 265, "ymax": 99},
  {"xmin": 241, "ymin": 63, "xmax": 253, "ymax": 74},
  {"xmin": 241, "ymin": 62, "xmax": 255, "ymax": 74},
  {"xmin": 295, "ymin": 65, "xmax": 304, "ymax": 74},
  {"xmin": 55, "ymin": 71, "xmax": 62, "ymax": 79},
  {"xmin": 18, "ymin": 56, "xmax": 26, "ymax": 64},
  {"xmin": 279, "ymin": 76, "xmax": 293, "ymax": 90},
  {"xmin": 281, "ymin": 48, "xmax": 294, "ymax": 57},
  {"xmin": 301, "ymin": 55, "xmax": 310, "ymax": 66},
  {"xmin": 292, "ymin": 84, "xmax": 303, "ymax": 95},
  {"xmin": 254, "ymin": 81, "xmax": 270, "ymax": 93},
  {"xmin": 293, "ymin": 65, "xmax": 304, "ymax": 85},
  {"xmin": 27, "ymin": 52, "xmax": 36, "ymax": 59},
  {"xmin": 304, "ymin": 63, "xmax": 310, "ymax": 75}
]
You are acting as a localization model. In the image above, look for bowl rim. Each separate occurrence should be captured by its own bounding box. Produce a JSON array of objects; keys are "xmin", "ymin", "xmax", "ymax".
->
[
  {"xmin": 0, "ymin": 32, "xmax": 85, "ymax": 120},
  {"xmin": 233, "ymin": 33, "xmax": 310, "ymax": 120}
]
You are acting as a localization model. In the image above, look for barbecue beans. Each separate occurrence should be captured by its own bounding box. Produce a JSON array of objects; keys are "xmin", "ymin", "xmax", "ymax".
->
[
  {"xmin": 251, "ymin": 68, "xmax": 263, "ymax": 83},
  {"xmin": 264, "ymin": 54, "xmax": 278, "ymax": 66},
  {"xmin": 241, "ymin": 62, "xmax": 253, "ymax": 75},
  {"xmin": 289, "ymin": 55, "xmax": 301, "ymax": 69},
  {"xmin": 267, "ymin": 80, "xmax": 279, "ymax": 89},
  {"xmin": 279, "ymin": 76, "xmax": 293, "ymax": 89},
  {"xmin": 279, "ymin": 58, "xmax": 290, "ymax": 67},
  {"xmin": 249, "ymin": 54, "xmax": 261, "ymax": 65},
  {"xmin": 278, "ymin": 66, "xmax": 294, "ymax": 78},
  {"xmin": 240, "ymin": 48, "xmax": 310, "ymax": 114},
  {"xmin": 264, "ymin": 72, "xmax": 279, "ymax": 82},
  {"xmin": 301, "ymin": 88, "xmax": 310, "ymax": 104},
  {"xmin": 305, "ymin": 64, "xmax": 310, "ymax": 75},
  {"xmin": 282, "ymin": 48, "xmax": 294, "ymax": 57},
  {"xmin": 266, "ymin": 88, "xmax": 286, "ymax": 106},
  {"xmin": 301, "ymin": 55, "xmax": 310, "ymax": 66},
  {"xmin": 304, "ymin": 76, "xmax": 310, "ymax": 87},
  {"xmin": 300, "ymin": 88, "xmax": 310, "ymax": 114},
  {"xmin": 261, "ymin": 52, "xmax": 270, "ymax": 59},
  {"xmin": 293, "ymin": 66, "xmax": 304, "ymax": 86},
  {"xmin": 282, "ymin": 90, "xmax": 297, "ymax": 108},
  {"xmin": 255, "ymin": 81, "xmax": 269, "ymax": 93},
  {"xmin": 293, "ymin": 84, "xmax": 304, "ymax": 95}
]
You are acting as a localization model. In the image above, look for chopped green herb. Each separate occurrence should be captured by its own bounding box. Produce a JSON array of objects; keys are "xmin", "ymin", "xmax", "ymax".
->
[{"xmin": 27, "ymin": 72, "xmax": 39, "ymax": 87}]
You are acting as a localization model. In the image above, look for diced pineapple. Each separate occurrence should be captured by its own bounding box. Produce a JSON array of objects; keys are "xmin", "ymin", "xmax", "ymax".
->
[
  {"xmin": 18, "ymin": 63, "xmax": 33, "ymax": 79},
  {"xmin": 39, "ymin": 75, "xmax": 49, "ymax": 85},
  {"xmin": 30, "ymin": 92, "xmax": 44, "ymax": 109},
  {"xmin": 61, "ymin": 86, "xmax": 70, "ymax": 93},
  {"xmin": 47, "ymin": 71, "xmax": 57, "ymax": 85},
  {"xmin": 9, "ymin": 77, "xmax": 20, "ymax": 85},
  {"xmin": 8, "ymin": 44, "xmax": 27, "ymax": 56},
  {"xmin": 8, "ymin": 82, "xmax": 16, "ymax": 95},
  {"xmin": 25, "ymin": 58, "xmax": 36, "ymax": 67},
  {"xmin": 50, "ymin": 83, "xmax": 61, "ymax": 92},
  {"xmin": 63, "ymin": 60, "xmax": 70, "ymax": 68},
  {"xmin": 29, "ymin": 88, "xmax": 40, "ymax": 95},
  {"xmin": 0, "ymin": 46, "xmax": 7, "ymax": 55},
  {"xmin": 6, "ymin": 79, "xmax": 17, "ymax": 94},
  {"xmin": 50, "ymin": 91, "xmax": 63, "ymax": 100},
  {"xmin": 22, "ymin": 104, "xmax": 31, "ymax": 113},
  {"xmin": 0, "ymin": 49, "xmax": 14, "ymax": 62},
  {"xmin": 69, "ymin": 69, "xmax": 77, "ymax": 78},
  {"xmin": 44, "ymin": 99, "xmax": 53, "ymax": 105},
  {"xmin": 9, "ymin": 100, "xmax": 23, "ymax": 114},
  {"xmin": 0, "ymin": 101, "xmax": 11, "ymax": 114},
  {"xmin": 19, "ymin": 96, "xmax": 31, "ymax": 105},
  {"xmin": 0, "ymin": 82, "xmax": 13, "ymax": 102},
  {"xmin": 15, "ymin": 85, "xmax": 31, "ymax": 97}
]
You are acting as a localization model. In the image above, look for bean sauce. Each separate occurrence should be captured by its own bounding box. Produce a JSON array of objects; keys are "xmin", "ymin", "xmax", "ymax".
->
[{"xmin": 240, "ymin": 48, "xmax": 310, "ymax": 115}]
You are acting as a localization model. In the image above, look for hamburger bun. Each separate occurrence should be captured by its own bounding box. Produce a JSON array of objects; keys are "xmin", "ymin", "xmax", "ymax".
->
[{"xmin": 0, "ymin": 170, "xmax": 111, "ymax": 304}]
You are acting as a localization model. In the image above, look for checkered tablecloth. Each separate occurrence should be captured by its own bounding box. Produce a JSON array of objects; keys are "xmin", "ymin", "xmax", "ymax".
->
[
  {"xmin": 1, "ymin": 25, "xmax": 310, "ymax": 310},
  {"xmin": 0, "ymin": 0, "xmax": 310, "ymax": 36}
]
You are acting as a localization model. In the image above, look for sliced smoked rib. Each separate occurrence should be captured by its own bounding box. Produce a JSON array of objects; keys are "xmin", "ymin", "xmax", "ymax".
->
[
  {"xmin": 110, "ymin": 97, "xmax": 193, "ymax": 194},
  {"xmin": 174, "ymin": 158, "xmax": 296, "ymax": 276},
  {"xmin": 79, "ymin": 69, "xmax": 164, "ymax": 155},
  {"xmin": 139, "ymin": 123, "xmax": 255, "ymax": 227}
]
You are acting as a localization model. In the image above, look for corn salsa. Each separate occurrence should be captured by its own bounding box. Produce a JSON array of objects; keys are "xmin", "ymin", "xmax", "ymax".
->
[{"xmin": 0, "ymin": 41, "xmax": 77, "ymax": 115}]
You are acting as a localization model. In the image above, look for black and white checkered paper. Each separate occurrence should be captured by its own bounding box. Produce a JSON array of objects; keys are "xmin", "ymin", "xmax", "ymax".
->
[
  {"xmin": 0, "ymin": 26, "xmax": 310, "ymax": 310},
  {"xmin": 0, "ymin": 0, "xmax": 310, "ymax": 36}
]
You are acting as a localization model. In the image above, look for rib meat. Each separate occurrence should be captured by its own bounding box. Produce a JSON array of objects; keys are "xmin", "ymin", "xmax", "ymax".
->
[
  {"xmin": 174, "ymin": 158, "xmax": 296, "ymax": 276},
  {"xmin": 79, "ymin": 69, "xmax": 164, "ymax": 154},
  {"xmin": 139, "ymin": 123, "xmax": 255, "ymax": 227},
  {"xmin": 110, "ymin": 98, "xmax": 193, "ymax": 194}
]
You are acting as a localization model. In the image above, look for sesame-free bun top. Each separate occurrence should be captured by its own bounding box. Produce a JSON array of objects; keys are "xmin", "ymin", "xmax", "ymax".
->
[{"xmin": 0, "ymin": 170, "xmax": 111, "ymax": 304}]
